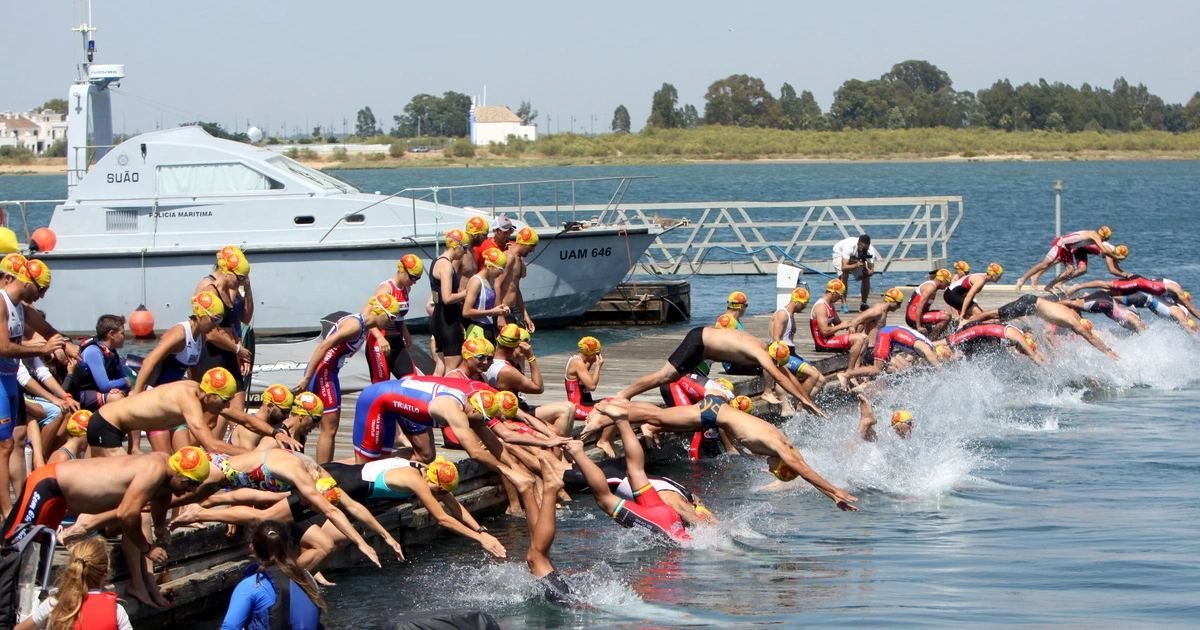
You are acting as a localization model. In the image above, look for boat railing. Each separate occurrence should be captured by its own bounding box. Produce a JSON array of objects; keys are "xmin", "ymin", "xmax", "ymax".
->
[
  {"xmin": 321, "ymin": 175, "xmax": 657, "ymax": 243},
  {"xmin": 489, "ymin": 196, "xmax": 964, "ymax": 275},
  {"xmin": 0, "ymin": 199, "xmax": 66, "ymax": 244}
]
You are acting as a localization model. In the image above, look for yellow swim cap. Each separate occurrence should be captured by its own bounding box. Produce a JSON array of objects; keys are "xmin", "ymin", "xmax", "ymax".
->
[
  {"xmin": 986, "ymin": 263, "xmax": 1004, "ymax": 277},
  {"xmin": 496, "ymin": 324, "xmax": 525, "ymax": 348},
  {"xmin": 791, "ymin": 287, "xmax": 810, "ymax": 304},
  {"xmin": 1189, "ymin": 319, "xmax": 1197, "ymax": 330},
  {"xmin": 468, "ymin": 391, "xmax": 500, "ymax": 419},
  {"xmin": 481, "ymin": 247, "xmax": 507, "ymax": 269},
  {"xmin": 1098, "ymin": 226, "xmax": 1112, "ymax": 240},
  {"xmin": 891, "ymin": 410, "xmax": 913, "ymax": 426},
  {"xmin": 732, "ymin": 395, "xmax": 752, "ymax": 412},
  {"xmin": 169, "ymin": 446, "xmax": 211, "ymax": 483},
  {"xmin": 444, "ymin": 229, "xmax": 468, "ymax": 249},
  {"xmin": 496, "ymin": 391, "xmax": 521, "ymax": 419},
  {"xmin": 263, "ymin": 384, "xmax": 294, "ymax": 411},
  {"xmin": 216, "ymin": 246, "xmax": 250, "ymax": 276},
  {"xmin": 714, "ymin": 377, "xmax": 734, "ymax": 392},
  {"xmin": 884, "ymin": 287, "xmax": 905, "ymax": 303},
  {"xmin": 770, "ymin": 458, "xmax": 800, "ymax": 482},
  {"xmin": 727, "ymin": 291, "xmax": 748, "ymax": 309},
  {"xmin": 577, "ymin": 336, "xmax": 602, "ymax": 355},
  {"xmin": 461, "ymin": 337, "xmax": 495, "ymax": 360},
  {"xmin": 935, "ymin": 345, "xmax": 953, "ymax": 360},
  {"xmin": 398, "ymin": 254, "xmax": 425, "ymax": 277},
  {"xmin": 1114, "ymin": 245, "xmax": 1129, "ymax": 259},
  {"xmin": 0, "ymin": 228, "xmax": 17, "ymax": 254},
  {"xmin": 200, "ymin": 367, "xmax": 237, "ymax": 400},
  {"xmin": 66, "ymin": 410, "xmax": 91, "ymax": 437},
  {"xmin": 292, "ymin": 391, "xmax": 325, "ymax": 418},
  {"xmin": 0, "ymin": 253, "xmax": 26, "ymax": 280},
  {"xmin": 1079, "ymin": 318, "xmax": 1094, "ymax": 332},
  {"xmin": 370, "ymin": 293, "xmax": 402, "ymax": 320},
  {"xmin": 515, "ymin": 227, "xmax": 539, "ymax": 246},
  {"xmin": 465, "ymin": 216, "xmax": 490, "ymax": 236},
  {"xmin": 24, "ymin": 259, "xmax": 50, "ymax": 289},
  {"xmin": 954, "ymin": 261, "xmax": 971, "ymax": 275},
  {"xmin": 767, "ymin": 341, "xmax": 790, "ymax": 365},
  {"xmin": 191, "ymin": 291, "xmax": 226, "ymax": 319},
  {"xmin": 316, "ymin": 477, "xmax": 340, "ymax": 506},
  {"xmin": 714, "ymin": 314, "xmax": 738, "ymax": 329},
  {"xmin": 826, "ymin": 279, "xmax": 846, "ymax": 294},
  {"xmin": 935, "ymin": 269, "xmax": 953, "ymax": 283},
  {"xmin": 426, "ymin": 456, "xmax": 460, "ymax": 492},
  {"xmin": 1025, "ymin": 333, "xmax": 1039, "ymax": 352}
]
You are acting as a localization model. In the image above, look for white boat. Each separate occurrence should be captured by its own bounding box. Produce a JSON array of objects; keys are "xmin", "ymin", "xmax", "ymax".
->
[{"xmin": 26, "ymin": 3, "xmax": 658, "ymax": 337}]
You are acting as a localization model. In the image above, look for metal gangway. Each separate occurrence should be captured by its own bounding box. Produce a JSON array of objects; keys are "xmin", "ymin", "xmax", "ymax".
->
[{"xmin": 477, "ymin": 193, "xmax": 963, "ymax": 276}]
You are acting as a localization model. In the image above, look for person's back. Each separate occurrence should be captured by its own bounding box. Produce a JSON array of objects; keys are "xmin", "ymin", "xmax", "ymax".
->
[{"xmin": 221, "ymin": 521, "xmax": 325, "ymax": 630}]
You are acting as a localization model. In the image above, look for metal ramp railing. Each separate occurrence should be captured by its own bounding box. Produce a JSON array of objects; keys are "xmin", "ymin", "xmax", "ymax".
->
[{"xmin": 492, "ymin": 196, "xmax": 964, "ymax": 276}]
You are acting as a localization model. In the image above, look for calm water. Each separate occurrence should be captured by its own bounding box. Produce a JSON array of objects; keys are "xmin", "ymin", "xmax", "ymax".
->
[{"xmin": 5, "ymin": 162, "xmax": 1200, "ymax": 627}]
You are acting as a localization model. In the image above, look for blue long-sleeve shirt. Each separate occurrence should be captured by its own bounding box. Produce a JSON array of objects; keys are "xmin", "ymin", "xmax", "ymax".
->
[
  {"xmin": 220, "ymin": 565, "xmax": 323, "ymax": 630},
  {"xmin": 79, "ymin": 343, "xmax": 130, "ymax": 391}
]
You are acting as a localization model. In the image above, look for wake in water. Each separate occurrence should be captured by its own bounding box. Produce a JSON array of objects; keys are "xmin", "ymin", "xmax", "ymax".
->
[{"xmin": 771, "ymin": 321, "xmax": 1200, "ymax": 503}]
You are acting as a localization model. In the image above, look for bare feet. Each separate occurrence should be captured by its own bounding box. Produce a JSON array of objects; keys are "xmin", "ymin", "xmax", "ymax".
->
[
  {"xmin": 593, "ymin": 400, "xmax": 628, "ymax": 421},
  {"xmin": 124, "ymin": 586, "xmax": 160, "ymax": 608},
  {"xmin": 761, "ymin": 391, "xmax": 782, "ymax": 405},
  {"xmin": 836, "ymin": 373, "xmax": 851, "ymax": 391},
  {"xmin": 169, "ymin": 504, "xmax": 203, "ymax": 528},
  {"xmin": 314, "ymin": 571, "xmax": 337, "ymax": 587},
  {"xmin": 595, "ymin": 439, "xmax": 616, "ymax": 459}
]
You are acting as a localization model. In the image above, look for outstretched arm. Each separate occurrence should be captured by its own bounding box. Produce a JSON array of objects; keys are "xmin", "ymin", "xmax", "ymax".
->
[
  {"xmin": 762, "ymin": 360, "xmax": 825, "ymax": 417},
  {"xmin": 857, "ymin": 394, "xmax": 878, "ymax": 442}
]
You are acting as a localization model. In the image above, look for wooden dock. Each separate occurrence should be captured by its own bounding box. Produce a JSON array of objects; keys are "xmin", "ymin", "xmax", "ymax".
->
[
  {"xmin": 575, "ymin": 279, "xmax": 691, "ymax": 326},
  {"xmin": 117, "ymin": 282, "xmax": 1033, "ymax": 626}
]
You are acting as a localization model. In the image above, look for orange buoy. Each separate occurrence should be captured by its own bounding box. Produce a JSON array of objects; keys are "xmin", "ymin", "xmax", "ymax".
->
[
  {"xmin": 129, "ymin": 305, "xmax": 155, "ymax": 337},
  {"xmin": 30, "ymin": 228, "xmax": 57, "ymax": 253}
]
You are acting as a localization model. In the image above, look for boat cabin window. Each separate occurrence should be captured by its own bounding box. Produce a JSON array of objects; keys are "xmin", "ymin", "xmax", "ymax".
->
[
  {"xmin": 266, "ymin": 156, "xmax": 357, "ymax": 193},
  {"xmin": 156, "ymin": 163, "xmax": 283, "ymax": 195}
]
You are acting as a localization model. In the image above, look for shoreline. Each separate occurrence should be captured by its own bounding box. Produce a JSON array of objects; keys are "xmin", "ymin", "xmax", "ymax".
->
[{"xmin": 5, "ymin": 149, "xmax": 1200, "ymax": 176}]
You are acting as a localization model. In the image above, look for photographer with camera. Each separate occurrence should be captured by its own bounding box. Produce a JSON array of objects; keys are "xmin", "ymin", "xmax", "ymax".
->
[{"xmin": 832, "ymin": 235, "xmax": 880, "ymax": 313}]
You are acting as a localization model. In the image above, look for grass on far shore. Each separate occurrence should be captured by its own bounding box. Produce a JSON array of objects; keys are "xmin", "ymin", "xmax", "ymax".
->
[
  {"xmin": 5, "ymin": 127, "xmax": 1200, "ymax": 175},
  {"xmin": 328, "ymin": 126, "xmax": 1200, "ymax": 169}
]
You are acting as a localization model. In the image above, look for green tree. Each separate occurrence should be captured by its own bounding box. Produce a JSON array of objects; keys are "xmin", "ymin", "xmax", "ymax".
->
[
  {"xmin": 647, "ymin": 83, "xmax": 681, "ymax": 128},
  {"xmin": 703, "ymin": 74, "xmax": 776, "ymax": 127},
  {"xmin": 515, "ymin": 100, "xmax": 538, "ymax": 125},
  {"xmin": 829, "ymin": 79, "xmax": 893, "ymax": 129},
  {"xmin": 796, "ymin": 90, "xmax": 822, "ymax": 129},
  {"xmin": 39, "ymin": 98, "xmax": 68, "ymax": 115},
  {"xmin": 611, "ymin": 105, "xmax": 631, "ymax": 133},
  {"xmin": 355, "ymin": 106, "xmax": 378, "ymax": 137},
  {"xmin": 1183, "ymin": 92, "xmax": 1200, "ymax": 130},
  {"xmin": 439, "ymin": 91, "xmax": 472, "ymax": 137},
  {"xmin": 882, "ymin": 60, "xmax": 959, "ymax": 128},
  {"xmin": 778, "ymin": 83, "xmax": 800, "ymax": 129},
  {"xmin": 679, "ymin": 104, "xmax": 700, "ymax": 129},
  {"xmin": 977, "ymin": 79, "xmax": 1021, "ymax": 130}
]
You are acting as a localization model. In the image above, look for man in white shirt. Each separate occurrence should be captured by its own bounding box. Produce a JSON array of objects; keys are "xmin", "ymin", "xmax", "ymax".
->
[{"xmin": 832, "ymin": 235, "xmax": 880, "ymax": 312}]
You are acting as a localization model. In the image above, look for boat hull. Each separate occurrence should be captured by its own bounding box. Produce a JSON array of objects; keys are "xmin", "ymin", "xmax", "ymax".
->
[{"xmin": 36, "ymin": 226, "xmax": 657, "ymax": 337}]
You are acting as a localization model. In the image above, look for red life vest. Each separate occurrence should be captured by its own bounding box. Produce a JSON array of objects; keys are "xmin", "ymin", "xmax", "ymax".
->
[{"xmin": 75, "ymin": 591, "xmax": 119, "ymax": 630}]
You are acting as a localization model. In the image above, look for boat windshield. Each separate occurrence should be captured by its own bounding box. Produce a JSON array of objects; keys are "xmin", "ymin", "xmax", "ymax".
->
[{"xmin": 267, "ymin": 156, "xmax": 358, "ymax": 193}]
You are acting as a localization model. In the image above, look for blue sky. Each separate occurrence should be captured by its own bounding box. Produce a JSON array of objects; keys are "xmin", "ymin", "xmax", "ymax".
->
[{"xmin": 3, "ymin": 0, "xmax": 1197, "ymax": 136}]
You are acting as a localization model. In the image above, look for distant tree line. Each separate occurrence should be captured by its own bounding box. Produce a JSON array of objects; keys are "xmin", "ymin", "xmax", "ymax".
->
[{"xmin": 624, "ymin": 60, "xmax": 1200, "ymax": 134}]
